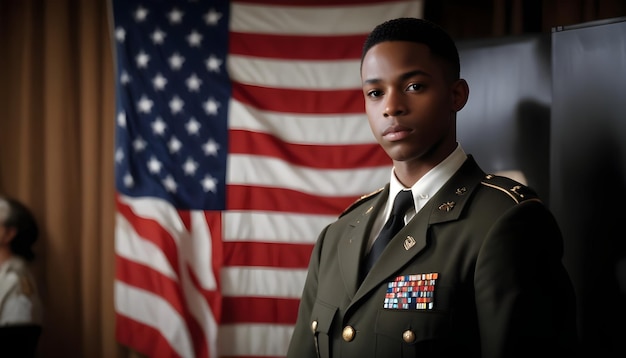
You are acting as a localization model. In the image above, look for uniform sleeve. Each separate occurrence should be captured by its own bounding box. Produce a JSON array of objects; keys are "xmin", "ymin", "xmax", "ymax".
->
[
  {"xmin": 286, "ymin": 225, "xmax": 328, "ymax": 358},
  {"xmin": 0, "ymin": 273, "xmax": 41, "ymax": 326},
  {"xmin": 474, "ymin": 199, "xmax": 579, "ymax": 358}
]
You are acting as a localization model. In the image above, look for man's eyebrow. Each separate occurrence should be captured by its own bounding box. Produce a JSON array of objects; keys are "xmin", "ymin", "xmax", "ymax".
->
[
  {"xmin": 362, "ymin": 70, "xmax": 430, "ymax": 85},
  {"xmin": 400, "ymin": 69, "xmax": 430, "ymax": 80}
]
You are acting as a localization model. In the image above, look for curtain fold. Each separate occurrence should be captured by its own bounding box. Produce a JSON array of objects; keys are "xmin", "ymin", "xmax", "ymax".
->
[{"xmin": 0, "ymin": 0, "xmax": 121, "ymax": 357}]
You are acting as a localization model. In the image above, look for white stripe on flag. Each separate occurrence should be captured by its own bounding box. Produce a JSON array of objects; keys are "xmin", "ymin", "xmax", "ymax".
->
[
  {"xmin": 218, "ymin": 324, "xmax": 294, "ymax": 357},
  {"xmin": 228, "ymin": 56, "xmax": 361, "ymax": 89},
  {"xmin": 228, "ymin": 100, "xmax": 375, "ymax": 145},
  {"xmin": 115, "ymin": 213, "xmax": 177, "ymax": 279},
  {"xmin": 227, "ymin": 154, "xmax": 390, "ymax": 196},
  {"xmin": 186, "ymin": 210, "xmax": 218, "ymax": 290},
  {"xmin": 220, "ymin": 267, "xmax": 308, "ymax": 298},
  {"xmin": 117, "ymin": 194, "xmax": 186, "ymax": 236},
  {"xmin": 224, "ymin": 211, "xmax": 334, "ymax": 243},
  {"xmin": 230, "ymin": 1, "xmax": 424, "ymax": 35},
  {"xmin": 115, "ymin": 280, "xmax": 194, "ymax": 358}
]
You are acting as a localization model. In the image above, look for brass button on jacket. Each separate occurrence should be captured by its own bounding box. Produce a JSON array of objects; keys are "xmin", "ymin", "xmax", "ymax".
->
[
  {"xmin": 311, "ymin": 320, "xmax": 318, "ymax": 333},
  {"xmin": 342, "ymin": 326, "xmax": 355, "ymax": 342},
  {"xmin": 402, "ymin": 329, "xmax": 416, "ymax": 343}
]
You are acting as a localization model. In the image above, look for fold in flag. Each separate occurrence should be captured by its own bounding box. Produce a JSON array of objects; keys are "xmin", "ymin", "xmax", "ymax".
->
[{"xmin": 111, "ymin": 1, "xmax": 423, "ymax": 357}]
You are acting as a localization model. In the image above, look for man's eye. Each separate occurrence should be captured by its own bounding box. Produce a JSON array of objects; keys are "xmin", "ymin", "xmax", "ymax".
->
[
  {"xmin": 407, "ymin": 83, "xmax": 424, "ymax": 91},
  {"xmin": 367, "ymin": 90, "xmax": 382, "ymax": 98}
]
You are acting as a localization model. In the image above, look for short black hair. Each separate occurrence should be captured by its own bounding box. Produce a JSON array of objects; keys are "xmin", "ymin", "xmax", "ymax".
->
[
  {"xmin": 1, "ymin": 197, "xmax": 39, "ymax": 261},
  {"xmin": 361, "ymin": 17, "xmax": 460, "ymax": 80}
]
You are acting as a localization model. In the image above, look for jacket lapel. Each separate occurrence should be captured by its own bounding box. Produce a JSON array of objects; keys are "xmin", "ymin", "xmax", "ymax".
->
[
  {"xmin": 338, "ymin": 186, "xmax": 388, "ymax": 299},
  {"xmin": 353, "ymin": 198, "xmax": 431, "ymax": 302},
  {"xmin": 351, "ymin": 157, "xmax": 486, "ymax": 303},
  {"xmin": 428, "ymin": 156, "xmax": 485, "ymax": 225}
]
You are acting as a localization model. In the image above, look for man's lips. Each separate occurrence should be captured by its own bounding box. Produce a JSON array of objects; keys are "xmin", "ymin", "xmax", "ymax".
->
[{"xmin": 382, "ymin": 125, "xmax": 412, "ymax": 141}]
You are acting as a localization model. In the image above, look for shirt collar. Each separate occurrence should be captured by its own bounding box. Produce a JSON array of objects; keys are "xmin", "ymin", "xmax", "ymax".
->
[{"xmin": 388, "ymin": 144, "xmax": 467, "ymax": 213}]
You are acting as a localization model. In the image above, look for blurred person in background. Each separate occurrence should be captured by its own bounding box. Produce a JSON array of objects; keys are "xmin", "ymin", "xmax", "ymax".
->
[{"xmin": 0, "ymin": 195, "xmax": 43, "ymax": 357}]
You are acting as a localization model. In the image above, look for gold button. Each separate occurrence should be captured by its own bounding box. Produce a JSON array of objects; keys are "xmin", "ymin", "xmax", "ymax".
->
[
  {"xmin": 342, "ymin": 326, "xmax": 355, "ymax": 342},
  {"xmin": 402, "ymin": 329, "xmax": 416, "ymax": 343},
  {"xmin": 311, "ymin": 320, "xmax": 318, "ymax": 333}
]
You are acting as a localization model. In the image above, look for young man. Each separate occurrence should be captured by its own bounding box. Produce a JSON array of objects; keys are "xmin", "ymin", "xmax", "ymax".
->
[{"xmin": 287, "ymin": 18, "xmax": 579, "ymax": 358}]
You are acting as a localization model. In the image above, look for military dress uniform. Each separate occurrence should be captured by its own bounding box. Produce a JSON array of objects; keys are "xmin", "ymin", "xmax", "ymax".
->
[
  {"xmin": 287, "ymin": 156, "xmax": 578, "ymax": 358},
  {"xmin": 0, "ymin": 256, "xmax": 42, "ymax": 326},
  {"xmin": 0, "ymin": 256, "xmax": 43, "ymax": 357}
]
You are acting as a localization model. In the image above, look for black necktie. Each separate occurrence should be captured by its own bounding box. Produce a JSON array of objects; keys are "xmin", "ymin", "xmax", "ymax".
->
[{"xmin": 363, "ymin": 190, "xmax": 414, "ymax": 274}]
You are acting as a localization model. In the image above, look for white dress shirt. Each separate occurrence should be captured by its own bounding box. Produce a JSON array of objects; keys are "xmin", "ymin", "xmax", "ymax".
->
[{"xmin": 366, "ymin": 144, "xmax": 468, "ymax": 251}]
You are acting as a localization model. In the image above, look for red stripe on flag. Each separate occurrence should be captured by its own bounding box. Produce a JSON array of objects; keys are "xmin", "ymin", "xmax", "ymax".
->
[
  {"xmin": 116, "ymin": 196, "xmax": 181, "ymax": 276},
  {"xmin": 221, "ymin": 297, "xmax": 301, "ymax": 324},
  {"xmin": 115, "ymin": 256, "xmax": 209, "ymax": 358},
  {"xmin": 229, "ymin": 32, "xmax": 367, "ymax": 60},
  {"xmin": 116, "ymin": 313, "xmax": 181, "ymax": 358},
  {"xmin": 227, "ymin": 185, "xmax": 360, "ymax": 214},
  {"xmin": 229, "ymin": 130, "xmax": 389, "ymax": 169},
  {"xmin": 232, "ymin": 83, "xmax": 365, "ymax": 114},
  {"xmin": 174, "ymin": 211, "xmax": 225, "ymax": 329},
  {"xmin": 198, "ymin": 211, "xmax": 224, "ymax": 319},
  {"xmin": 224, "ymin": 241, "xmax": 314, "ymax": 268},
  {"xmin": 116, "ymin": 256, "xmax": 186, "ymax": 315}
]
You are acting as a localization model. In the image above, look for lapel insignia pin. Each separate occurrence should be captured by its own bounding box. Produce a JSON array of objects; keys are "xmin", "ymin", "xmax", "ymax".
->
[
  {"xmin": 403, "ymin": 236, "xmax": 416, "ymax": 250},
  {"xmin": 438, "ymin": 201, "xmax": 455, "ymax": 212},
  {"xmin": 510, "ymin": 185, "xmax": 525, "ymax": 198},
  {"xmin": 455, "ymin": 187, "xmax": 467, "ymax": 195}
]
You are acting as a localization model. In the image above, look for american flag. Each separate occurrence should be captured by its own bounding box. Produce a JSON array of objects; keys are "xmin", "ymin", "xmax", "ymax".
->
[{"xmin": 112, "ymin": 1, "xmax": 423, "ymax": 357}]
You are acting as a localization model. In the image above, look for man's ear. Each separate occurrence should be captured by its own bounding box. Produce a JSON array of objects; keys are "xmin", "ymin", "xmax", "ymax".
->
[{"xmin": 451, "ymin": 78, "xmax": 469, "ymax": 112}]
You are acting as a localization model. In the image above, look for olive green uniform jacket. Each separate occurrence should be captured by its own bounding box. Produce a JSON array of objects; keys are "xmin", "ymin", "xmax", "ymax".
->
[{"xmin": 287, "ymin": 156, "xmax": 578, "ymax": 358}]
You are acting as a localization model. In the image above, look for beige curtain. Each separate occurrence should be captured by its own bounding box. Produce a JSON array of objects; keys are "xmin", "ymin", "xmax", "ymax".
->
[
  {"xmin": 0, "ymin": 0, "xmax": 125, "ymax": 357},
  {"xmin": 0, "ymin": 0, "xmax": 622, "ymax": 357}
]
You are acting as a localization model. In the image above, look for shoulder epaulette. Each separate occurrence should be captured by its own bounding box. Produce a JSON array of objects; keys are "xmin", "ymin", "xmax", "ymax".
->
[
  {"xmin": 480, "ymin": 174, "xmax": 541, "ymax": 204},
  {"xmin": 19, "ymin": 276, "xmax": 34, "ymax": 296},
  {"xmin": 339, "ymin": 187, "xmax": 384, "ymax": 217}
]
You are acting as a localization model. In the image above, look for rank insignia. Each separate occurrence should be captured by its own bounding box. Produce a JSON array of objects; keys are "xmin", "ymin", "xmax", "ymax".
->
[
  {"xmin": 384, "ymin": 273, "xmax": 438, "ymax": 310},
  {"xmin": 403, "ymin": 236, "xmax": 416, "ymax": 250},
  {"xmin": 438, "ymin": 201, "xmax": 455, "ymax": 212}
]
